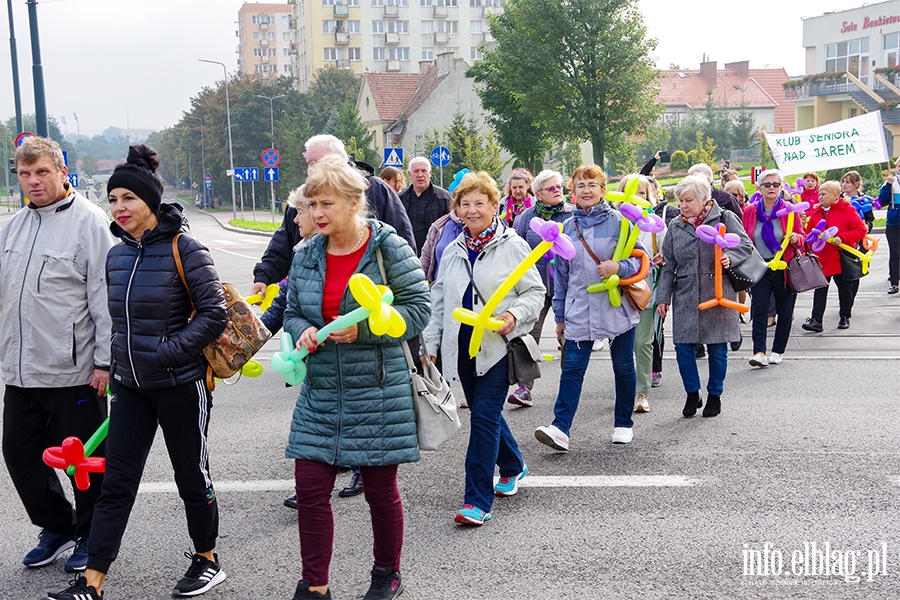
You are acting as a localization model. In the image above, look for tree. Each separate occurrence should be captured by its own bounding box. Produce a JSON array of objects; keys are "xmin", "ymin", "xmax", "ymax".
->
[
  {"xmin": 469, "ymin": 0, "xmax": 661, "ymax": 167},
  {"xmin": 306, "ymin": 67, "xmax": 362, "ymax": 133},
  {"xmin": 559, "ymin": 141, "xmax": 583, "ymax": 179},
  {"xmin": 332, "ymin": 100, "xmax": 378, "ymax": 167},
  {"xmin": 81, "ymin": 154, "xmax": 98, "ymax": 177}
]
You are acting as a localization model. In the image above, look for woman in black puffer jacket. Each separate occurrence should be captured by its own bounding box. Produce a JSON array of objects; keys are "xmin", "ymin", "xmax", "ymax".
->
[{"xmin": 49, "ymin": 145, "xmax": 228, "ymax": 600}]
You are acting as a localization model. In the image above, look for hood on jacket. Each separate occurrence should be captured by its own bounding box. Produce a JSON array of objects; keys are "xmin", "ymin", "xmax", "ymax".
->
[
  {"xmin": 573, "ymin": 202, "xmax": 615, "ymax": 228},
  {"xmin": 110, "ymin": 202, "xmax": 189, "ymax": 246}
]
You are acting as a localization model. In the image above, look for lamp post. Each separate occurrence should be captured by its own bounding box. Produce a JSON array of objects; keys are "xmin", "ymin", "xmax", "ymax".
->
[
  {"xmin": 199, "ymin": 59, "xmax": 237, "ymax": 220},
  {"xmin": 189, "ymin": 116, "xmax": 206, "ymax": 208},
  {"xmin": 254, "ymin": 93, "xmax": 285, "ymax": 225},
  {"xmin": 25, "ymin": 0, "xmax": 47, "ymax": 136}
]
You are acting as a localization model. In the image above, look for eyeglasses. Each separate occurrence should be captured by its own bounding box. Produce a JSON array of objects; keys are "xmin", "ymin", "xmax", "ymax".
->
[
  {"xmin": 759, "ymin": 182, "xmax": 781, "ymax": 189},
  {"xmin": 541, "ymin": 184, "xmax": 563, "ymax": 193},
  {"xmin": 574, "ymin": 182, "xmax": 603, "ymax": 192}
]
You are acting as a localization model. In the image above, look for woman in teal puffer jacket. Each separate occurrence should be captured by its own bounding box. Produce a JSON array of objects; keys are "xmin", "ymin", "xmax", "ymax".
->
[{"xmin": 282, "ymin": 155, "xmax": 431, "ymax": 600}]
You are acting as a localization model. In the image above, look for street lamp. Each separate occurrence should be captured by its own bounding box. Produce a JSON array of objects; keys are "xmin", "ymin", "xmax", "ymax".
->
[
  {"xmin": 188, "ymin": 116, "xmax": 207, "ymax": 208},
  {"xmin": 254, "ymin": 93, "xmax": 285, "ymax": 225},
  {"xmin": 199, "ymin": 59, "xmax": 237, "ymax": 220}
]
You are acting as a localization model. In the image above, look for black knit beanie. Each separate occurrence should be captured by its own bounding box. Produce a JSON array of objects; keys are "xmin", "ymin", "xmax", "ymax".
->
[{"xmin": 107, "ymin": 145, "xmax": 164, "ymax": 214}]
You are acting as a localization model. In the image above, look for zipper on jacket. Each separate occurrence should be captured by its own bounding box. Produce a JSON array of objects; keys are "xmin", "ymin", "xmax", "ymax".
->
[
  {"xmin": 71, "ymin": 327, "xmax": 77, "ymax": 366},
  {"xmin": 16, "ymin": 212, "xmax": 42, "ymax": 386},
  {"xmin": 36, "ymin": 257, "xmax": 48, "ymax": 293},
  {"xmin": 333, "ymin": 344, "xmax": 344, "ymax": 465},
  {"xmin": 124, "ymin": 244, "xmax": 143, "ymax": 387},
  {"xmin": 162, "ymin": 334, "xmax": 177, "ymax": 386}
]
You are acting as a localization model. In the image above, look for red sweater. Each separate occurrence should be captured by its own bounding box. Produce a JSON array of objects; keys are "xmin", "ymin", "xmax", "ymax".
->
[
  {"xmin": 803, "ymin": 199, "xmax": 867, "ymax": 277},
  {"xmin": 322, "ymin": 230, "xmax": 370, "ymax": 322}
]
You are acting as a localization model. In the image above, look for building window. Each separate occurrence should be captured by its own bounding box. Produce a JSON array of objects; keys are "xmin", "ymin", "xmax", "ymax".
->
[
  {"xmin": 825, "ymin": 38, "xmax": 869, "ymax": 83},
  {"xmin": 469, "ymin": 0, "xmax": 480, "ymax": 5},
  {"xmin": 470, "ymin": 47, "xmax": 482, "ymax": 60},
  {"xmin": 389, "ymin": 47, "xmax": 409, "ymax": 61},
  {"xmin": 282, "ymin": 32, "xmax": 291, "ymax": 41},
  {"xmin": 253, "ymin": 32, "xmax": 262, "ymax": 40},
  {"xmin": 268, "ymin": 32, "xmax": 276, "ymax": 40},
  {"xmin": 347, "ymin": 0, "xmax": 359, "ymax": 5},
  {"xmin": 255, "ymin": 64, "xmax": 264, "ymax": 72},
  {"xmin": 387, "ymin": 0, "xmax": 408, "ymax": 5},
  {"xmin": 348, "ymin": 20, "xmax": 360, "ymax": 33},
  {"xmin": 373, "ymin": 47, "xmax": 385, "ymax": 60},
  {"xmin": 422, "ymin": 47, "xmax": 434, "ymax": 60},
  {"xmin": 283, "ymin": 47, "xmax": 291, "ymax": 56},
  {"xmin": 420, "ymin": 0, "xmax": 432, "ymax": 4},
  {"xmin": 324, "ymin": 47, "xmax": 346, "ymax": 61},
  {"xmin": 885, "ymin": 33, "xmax": 900, "ymax": 68},
  {"xmin": 470, "ymin": 20, "xmax": 482, "ymax": 34},
  {"xmin": 437, "ymin": 0, "xmax": 456, "ymax": 6},
  {"xmin": 387, "ymin": 21, "xmax": 409, "ymax": 33},
  {"xmin": 372, "ymin": 0, "xmax": 384, "ymax": 6},
  {"xmin": 281, "ymin": 15, "xmax": 290, "ymax": 25},
  {"xmin": 437, "ymin": 20, "xmax": 458, "ymax": 34},
  {"xmin": 269, "ymin": 48, "xmax": 277, "ymax": 56},
  {"xmin": 349, "ymin": 47, "xmax": 361, "ymax": 61},
  {"xmin": 253, "ymin": 48, "xmax": 264, "ymax": 56},
  {"xmin": 284, "ymin": 64, "xmax": 293, "ymax": 73},
  {"xmin": 269, "ymin": 16, "xmax": 276, "ymax": 24},
  {"xmin": 323, "ymin": 20, "xmax": 337, "ymax": 33},
  {"xmin": 322, "ymin": 0, "xmax": 335, "ymax": 5},
  {"xmin": 372, "ymin": 21, "xmax": 384, "ymax": 33},
  {"xmin": 421, "ymin": 20, "xmax": 433, "ymax": 34}
]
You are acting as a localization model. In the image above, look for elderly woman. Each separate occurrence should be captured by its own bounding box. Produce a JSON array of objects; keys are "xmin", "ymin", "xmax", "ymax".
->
[
  {"xmin": 499, "ymin": 167, "xmax": 534, "ymax": 227},
  {"xmin": 505, "ymin": 169, "xmax": 574, "ymax": 408},
  {"xmin": 283, "ymin": 154, "xmax": 431, "ymax": 600},
  {"xmin": 741, "ymin": 170, "xmax": 804, "ymax": 367},
  {"xmin": 801, "ymin": 181, "xmax": 867, "ymax": 332},
  {"xmin": 423, "ymin": 171, "xmax": 544, "ymax": 527},
  {"xmin": 656, "ymin": 176, "xmax": 753, "ymax": 418},
  {"xmin": 533, "ymin": 165, "xmax": 643, "ymax": 450}
]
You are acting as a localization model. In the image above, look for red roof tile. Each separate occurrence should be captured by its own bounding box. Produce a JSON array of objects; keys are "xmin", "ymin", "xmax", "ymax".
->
[
  {"xmin": 363, "ymin": 72, "xmax": 430, "ymax": 122},
  {"xmin": 749, "ymin": 68, "xmax": 795, "ymax": 133},
  {"xmin": 657, "ymin": 70, "xmax": 776, "ymax": 109}
]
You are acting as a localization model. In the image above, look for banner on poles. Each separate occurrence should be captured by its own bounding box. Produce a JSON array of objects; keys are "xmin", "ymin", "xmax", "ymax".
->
[{"xmin": 762, "ymin": 111, "xmax": 889, "ymax": 175}]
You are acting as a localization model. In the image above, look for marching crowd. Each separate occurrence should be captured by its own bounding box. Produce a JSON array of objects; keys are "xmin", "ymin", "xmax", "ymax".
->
[{"xmin": 1, "ymin": 134, "xmax": 897, "ymax": 600}]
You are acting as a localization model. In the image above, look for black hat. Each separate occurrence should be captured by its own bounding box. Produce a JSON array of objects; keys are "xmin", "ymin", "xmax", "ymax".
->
[{"xmin": 107, "ymin": 145, "xmax": 164, "ymax": 213}]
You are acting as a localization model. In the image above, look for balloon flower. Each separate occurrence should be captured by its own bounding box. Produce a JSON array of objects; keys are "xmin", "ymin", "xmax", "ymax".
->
[
  {"xmin": 447, "ymin": 168, "xmax": 470, "ymax": 193},
  {"xmin": 605, "ymin": 176, "xmax": 651, "ymax": 209},
  {"xmin": 43, "ymin": 417, "xmax": 109, "ymax": 491},
  {"xmin": 848, "ymin": 195, "xmax": 874, "ymax": 222},
  {"xmin": 453, "ymin": 217, "xmax": 575, "ymax": 358},
  {"xmin": 214, "ymin": 359, "xmax": 264, "ymax": 382},
  {"xmin": 271, "ymin": 273, "xmax": 407, "ymax": 385},
  {"xmin": 826, "ymin": 234, "xmax": 878, "ymax": 276},
  {"xmin": 767, "ymin": 201, "xmax": 810, "ymax": 271},
  {"xmin": 806, "ymin": 219, "xmax": 839, "ymax": 253},
  {"xmin": 246, "ymin": 283, "xmax": 282, "ymax": 313},
  {"xmin": 585, "ymin": 203, "xmax": 661, "ymax": 305},
  {"xmin": 695, "ymin": 224, "xmax": 749, "ymax": 313}
]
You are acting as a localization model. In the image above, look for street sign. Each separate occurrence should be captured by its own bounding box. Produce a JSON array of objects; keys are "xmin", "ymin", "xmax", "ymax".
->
[
  {"xmin": 233, "ymin": 167, "xmax": 259, "ymax": 181},
  {"xmin": 87, "ymin": 178, "xmax": 95, "ymax": 185},
  {"xmin": 192, "ymin": 182, "xmax": 198, "ymax": 189},
  {"xmin": 261, "ymin": 148, "xmax": 281, "ymax": 167},
  {"xmin": 14, "ymin": 131, "xmax": 34, "ymax": 147},
  {"xmin": 383, "ymin": 148, "xmax": 403, "ymax": 168},
  {"xmin": 204, "ymin": 173, "xmax": 212, "ymax": 181},
  {"xmin": 62, "ymin": 151, "xmax": 68, "ymax": 167},
  {"xmin": 205, "ymin": 181, "xmax": 212, "ymax": 190},
  {"xmin": 430, "ymin": 145, "xmax": 451, "ymax": 168},
  {"xmin": 67, "ymin": 173, "xmax": 79, "ymax": 188},
  {"xmin": 264, "ymin": 167, "xmax": 279, "ymax": 182}
]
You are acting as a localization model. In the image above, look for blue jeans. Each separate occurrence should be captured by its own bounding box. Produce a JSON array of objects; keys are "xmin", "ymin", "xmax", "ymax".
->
[
  {"xmin": 551, "ymin": 327, "xmax": 637, "ymax": 435},
  {"xmin": 457, "ymin": 353, "xmax": 524, "ymax": 514},
  {"xmin": 750, "ymin": 270, "xmax": 796, "ymax": 355},
  {"xmin": 674, "ymin": 342, "xmax": 728, "ymax": 396}
]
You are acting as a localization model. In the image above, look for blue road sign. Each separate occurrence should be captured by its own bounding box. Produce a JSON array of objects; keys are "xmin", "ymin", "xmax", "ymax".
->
[
  {"xmin": 62, "ymin": 151, "xmax": 68, "ymax": 167},
  {"xmin": 264, "ymin": 167, "xmax": 279, "ymax": 182},
  {"xmin": 204, "ymin": 173, "xmax": 212, "ymax": 181},
  {"xmin": 383, "ymin": 148, "xmax": 403, "ymax": 168},
  {"xmin": 430, "ymin": 145, "xmax": 451, "ymax": 168},
  {"xmin": 205, "ymin": 181, "xmax": 213, "ymax": 190},
  {"xmin": 66, "ymin": 173, "xmax": 79, "ymax": 188},
  {"xmin": 233, "ymin": 167, "xmax": 259, "ymax": 181}
]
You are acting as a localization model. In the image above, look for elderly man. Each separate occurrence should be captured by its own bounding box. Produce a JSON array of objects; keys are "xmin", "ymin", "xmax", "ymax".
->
[
  {"xmin": 399, "ymin": 157, "xmax": 451, "ymax": 256},
  {"xmin": 1, "ymin": 137, "xmax": 114, "ymax": 573},
  {"xmin": 688, "ymin": 163, "xmax": 742, "ymax": 218}
]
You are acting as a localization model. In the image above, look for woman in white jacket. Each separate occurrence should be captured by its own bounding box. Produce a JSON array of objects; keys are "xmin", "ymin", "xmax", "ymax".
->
[{"xmin": 423, "ymin": 171, "xmax": 544, "ymax": 527}]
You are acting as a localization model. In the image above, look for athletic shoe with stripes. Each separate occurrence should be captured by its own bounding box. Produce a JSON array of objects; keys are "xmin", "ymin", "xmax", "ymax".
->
[
  {"xmin": 44, "ymin": 575, "xmax": 102, "ymax": 600},
  {"xmin": 171, "ymin": 552, "xmax": 227, "ymax": 597}
]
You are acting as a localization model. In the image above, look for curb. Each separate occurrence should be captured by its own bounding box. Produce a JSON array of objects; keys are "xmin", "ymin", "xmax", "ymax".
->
[{"xmin": 182, "ymin": 205, "xmax": 276, "ymax": 238}]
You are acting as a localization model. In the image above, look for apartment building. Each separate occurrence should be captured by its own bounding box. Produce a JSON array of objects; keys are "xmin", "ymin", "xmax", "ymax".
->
[
  {"xmin": 288, "ymin": 0, "xmax": 504, "ymax": 92},
  {"xmin": 237, "ymin": 3, "xmax": 296, "ymax": 79}
]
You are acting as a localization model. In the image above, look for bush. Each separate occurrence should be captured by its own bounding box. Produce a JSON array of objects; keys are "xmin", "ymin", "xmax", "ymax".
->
[
  {"xmin": 686, "ymin": 149, "xmax": 699, "ymax": 166},
  {"xmin": 821, "ymin": 163, "xmax": 885, "ymax": 197},
  {"xmin": 669, "ymin": 150, "xmax": 688, "ymax": 171}
]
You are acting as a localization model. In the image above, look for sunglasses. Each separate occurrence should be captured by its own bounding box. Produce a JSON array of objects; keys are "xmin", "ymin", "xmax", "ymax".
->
[
  {"xmin": 541, "ymin": 184, "xmax": 563, "ymax": 193},
  {"xmin": 759, "ymin": 182, "xmax": 781, "ymax": 189}
]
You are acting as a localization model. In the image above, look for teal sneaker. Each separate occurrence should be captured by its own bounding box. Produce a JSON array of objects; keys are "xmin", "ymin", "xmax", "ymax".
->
[
  {"xmin": 494, "ymin": 465, "xmax": 528, "ymax": 497},
  {"xmin": 454, "ymin": 504, "xmax": 491, "ymax": 526}
]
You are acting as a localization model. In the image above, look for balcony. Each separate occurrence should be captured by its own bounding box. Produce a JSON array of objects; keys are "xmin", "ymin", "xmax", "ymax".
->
[
  {"xmin": 259, "ymin": 22, "xmax": 269, "ymax": 30},
  {"xmin": 385, "ymin": 32, "xmax": 400, "ymax": 45},
  {"xmin": 335, "ymin": 59, "xmax": 351, "ymax": 69},
  {"xmin": 433, "ymin": 5, "xmax": 447, "ymax": 17},
  {"xmin": 333, "ymin": 4, "xmax": 348, "ymax": 16},
  {"xmin": 335, "ymin": 31, "xmax": 351, "ymax": 44},
  {"xmin": 384, "ymin": 4, "xmax": 399, "ymax": 17},
  {"xmin": 260, "ymin": 39, "xmax": 269, "ymax": 46},
  {"xmin": 434, "ymin": 32, "xmax": 449, "ymax": 44},
  {"xmin": 482, "ymin": 5, "xmax": 501, "ymax": 16},
  {"xmin": 261, "ymin": 56, "xmax": 270, "ymax": 63},
  {"xmin": 386, "ymin": 59, "xmax": 401, "ymax": 71},
  {"xmin": 479, "ymin": 30, "xmax": 494, "ymax": 43}
]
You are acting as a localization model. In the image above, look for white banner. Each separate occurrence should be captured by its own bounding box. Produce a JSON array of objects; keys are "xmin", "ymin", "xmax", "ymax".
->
[{"xmin": 762, "ymin": 111, "xmax": 889, "ymax": 175}]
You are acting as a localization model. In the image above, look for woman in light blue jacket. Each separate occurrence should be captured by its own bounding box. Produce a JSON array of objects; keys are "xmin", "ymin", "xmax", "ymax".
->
[{"xmin": 534, "ymin": 165, "xmax": 643, "ymax": 452}]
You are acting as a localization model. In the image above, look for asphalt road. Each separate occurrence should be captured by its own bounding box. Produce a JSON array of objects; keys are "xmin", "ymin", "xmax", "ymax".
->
[{"xmin": 1, "ymin": 202, "xmax": 898, "ymax": 600}]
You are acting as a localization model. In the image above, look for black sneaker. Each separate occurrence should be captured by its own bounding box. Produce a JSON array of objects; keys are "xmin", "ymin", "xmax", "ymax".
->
[
  {"xmin": 284, "ymin": 493, "xmax": 298, "ymax": 510},
  {"xmin": 292, "ymin": 580, "xmax": 332, "ymax": 600},
  {"xmin": 23, "ymin": 528, "xmax": 76, "ymax": 568},
  {"xmin": 64, "ymin": 537, "xmax": 89, "ymax": 573},
  {"xmin": 44, "ymin": 575, "xmax": 102, "ymax": 599},
  {"xmin": 801, "ymin": 318, "xmax": 823, "ymax": 333},
  {"xmin": 171, "ymin": 552, "xmax": 226, "ymax": 597},
  {"xmin": 363, "ymin": 565, "xmax": 404, "ymax": 600},
  {"xmin": 338, "ymin": 472, "xmax": 363, "ymax": 498}
]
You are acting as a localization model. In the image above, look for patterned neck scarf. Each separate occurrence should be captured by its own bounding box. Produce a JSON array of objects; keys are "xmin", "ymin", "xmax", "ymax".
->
[
  {"xmin": 682, "ymin": 200, "xmax": 714, "ymax": 229},
  {"xmin": 755, "ymin": 197, "xmax": 784, "ymax": 254},
  {"xmin": 464, "ymin": 217, "xmax": 499, "ymax": 252},
  {"xmin": 503, "ymin": 195, "xmax": 533, "ymax": 226},
  {"xmin": 534, "ymin": 200, "xmax": 565, "ymax": 221}
]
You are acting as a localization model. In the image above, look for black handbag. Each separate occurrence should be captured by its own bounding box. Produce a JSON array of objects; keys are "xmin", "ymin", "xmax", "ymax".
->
[
  {"xmin": 505, "ymin": 334, "xmax": 542, "ymax": 387},
  {"xmin": 839, "ymin": 246, "xmax": 866, "ymax": 281},
  {"xmin": 787, "ymin": 246, "xmax": 829, "ymax": 293},
  {"xmin": 725, "ymin": 246, "xmax": 768, "ymax": 292}
]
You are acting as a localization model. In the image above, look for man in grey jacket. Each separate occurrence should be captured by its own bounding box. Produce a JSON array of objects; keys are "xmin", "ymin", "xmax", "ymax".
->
[{"xmin": 0, "ymin": 137, "xmax": 114, "ymax": 573}]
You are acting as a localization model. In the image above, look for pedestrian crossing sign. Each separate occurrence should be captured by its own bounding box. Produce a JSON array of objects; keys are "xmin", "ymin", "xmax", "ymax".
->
[{"xmin": 383, "ymin": 148, "xmax": 403, "ymax": 168}]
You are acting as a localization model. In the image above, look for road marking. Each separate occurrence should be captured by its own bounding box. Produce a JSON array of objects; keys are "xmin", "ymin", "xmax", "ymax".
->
[
  {"xmin": 210, "ymin": 247, "xmax": 259, "ymax": 260},
  {"xmin": 140, "ymin": 480, "xmax": 293, "ymax": 494}
]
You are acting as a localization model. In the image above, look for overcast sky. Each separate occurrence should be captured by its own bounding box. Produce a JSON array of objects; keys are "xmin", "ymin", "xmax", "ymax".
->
[{"xmin": 0, "ymin": 0, "xmax": 858, "ymax": 137}]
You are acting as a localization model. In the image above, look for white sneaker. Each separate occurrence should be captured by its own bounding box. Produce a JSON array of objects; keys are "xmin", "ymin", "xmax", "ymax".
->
[
  {"xmin": 611, "ymin": 427, "xmax": 633, "ymax": 444},
  {"xmin": 769, "ymin": 352, "xmax": 783, "ymax": 365},
  {"xmin": 634, "ymin": 393, "xmax": 650, "ymax": 413},
  {"xmin": 592, "ymin": 339, "xmax": 606, "ymax": 352},
  {"xmin": 534, "ymin": 425, "xmax": 569, "ymax": 452},
  {"xmin": 749, "ymin": 352, "xmax": 768, "ymax": 367}
]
